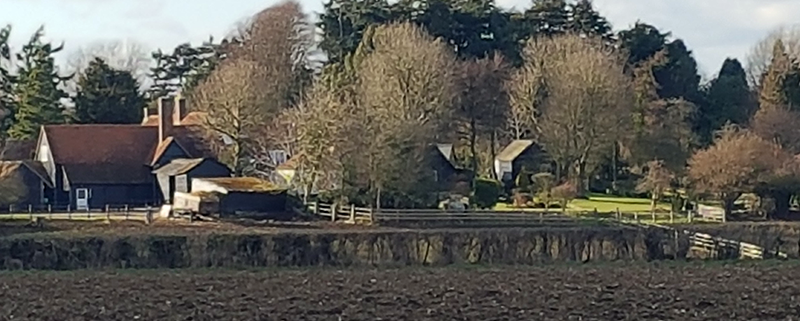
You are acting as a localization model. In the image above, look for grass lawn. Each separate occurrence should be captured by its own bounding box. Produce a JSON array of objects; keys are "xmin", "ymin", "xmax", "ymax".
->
[{"xmin": 569, "ymin": 193, "xmax": 671, "ymax": 213}]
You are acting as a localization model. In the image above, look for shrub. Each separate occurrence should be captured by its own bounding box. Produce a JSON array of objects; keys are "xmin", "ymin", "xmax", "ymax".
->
[
  {"xmin": 472, "ymin": 178, "xmax": 501, "ymax": 209},
  {"xmin": 551, "ymin": 182, "xmax": 578, "ymax": 210}
]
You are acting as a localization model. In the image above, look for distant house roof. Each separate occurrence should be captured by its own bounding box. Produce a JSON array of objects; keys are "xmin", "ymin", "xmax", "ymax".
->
[
  {"xmin": 436, "ymin": 143, "xmax": 453, "ymax": 161},
  {"xmin": 496, "ymin": 140, "xmax": 535, "ymax": 162},
  {"xmin": 194, "ymin": 177, "xmax": 285, "ymax": 194},
  {"xmin": 0, "ymin": 140, "xmax": 36, "ymax": 160}
]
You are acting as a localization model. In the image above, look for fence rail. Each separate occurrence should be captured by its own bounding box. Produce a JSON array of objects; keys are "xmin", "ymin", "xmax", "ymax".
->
[{"xmin": 0, "ymin": 204, "xmax": 154, "ymax": 223}]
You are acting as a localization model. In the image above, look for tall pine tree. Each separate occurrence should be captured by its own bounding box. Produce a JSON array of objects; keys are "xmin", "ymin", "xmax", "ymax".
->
[
  {"xmin": 568, "ymin": 0, "xmax": 613, "ymax": 42},
  {"xmin": 73, "ymin": 58, "xmax": 144, "ymax": 124},
  {"xmin": 758, "ymin": 40, "xmax": 800, "ymax": 111},
  {"xmin": 524, "ymin": 0, "xmax": 569, "ymax": 37},
  {"xmin": 8, "ymin": 27, "xmax": 70, "ymax": 140}
]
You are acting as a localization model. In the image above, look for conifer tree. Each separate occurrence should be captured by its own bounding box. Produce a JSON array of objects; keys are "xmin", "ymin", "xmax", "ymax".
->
[
  {"xmin": 73, "ymin": 58, "xmax": 144, "ymax": 124},
  {"xmin": 8, "ymin": 27, "xmax": 70, "ymax": 140}
]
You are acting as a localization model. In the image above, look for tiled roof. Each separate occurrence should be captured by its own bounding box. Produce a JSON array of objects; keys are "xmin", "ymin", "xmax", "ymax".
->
[{"xmin": 44, "ymin": 125, "xmax": 159, "ymax": 184}]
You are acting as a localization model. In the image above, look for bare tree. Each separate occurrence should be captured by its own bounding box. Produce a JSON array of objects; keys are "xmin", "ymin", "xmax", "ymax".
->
[
  {"xmin": 193, "ymin": 1, "xmax": 314, "ymax": 176},
  {"xmin": 688, "ymin": 126, "xmax": 786, "ymax": 219},
  {"xmin": 456, "ymin": 55, "xmax": 510, "ymax": 177},
  {"xmin": 508, "ymin": 34, "xmax": 633, "ymax": 194},
  {"xmin": 745, "ymin": 24, "xmax": 800, "ymax": 87},
  {"xmin": 752, "ymin": 107, "xmax": 800, "ymax": 153},
  {"xmin": 356, "ymin": 22, "xmax": 457, "ymax": 207},
  {"xmin": 191, "ymin": 59, "xmax": 270, "ymax": 174},
  {"xmin": 635, "ymin": 160, "xmax": 674, "ymax": 215},
  {"xmin": 64, "ymin": 39, "xmax": 152, "ymax": 92}
]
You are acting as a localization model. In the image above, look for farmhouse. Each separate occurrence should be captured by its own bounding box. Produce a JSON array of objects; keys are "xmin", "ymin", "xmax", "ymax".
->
[{"xmin": 26, "ymin": 95, "xmax": 222, "ymax": 210}]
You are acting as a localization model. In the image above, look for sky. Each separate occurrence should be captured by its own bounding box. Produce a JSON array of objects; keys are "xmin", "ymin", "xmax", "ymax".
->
[{"xmin": 0, "ymin": 0, "xmax": 798, "ymax": 80}]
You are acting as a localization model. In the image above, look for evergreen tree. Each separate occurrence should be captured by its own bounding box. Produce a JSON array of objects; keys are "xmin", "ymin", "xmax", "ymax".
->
[
  {"xmin": 618, "ymin": 22, "xmax": 670, "ymax": 66},
  {"xmin": 8, "ymin": 27, "xmax": 70, "ymax": 140},
  {"xmin": 0, "ymin": 25, "xmax": 14, "ymax": 146},
  {"xmin": 654, "ymin": 39, "xmax": 701, "ymax": 102},
  {"xmin": 758, "ymin": 40, "xmax": 800, "ymax": 111},
  {"xmin": 147, "ymin": 38, "xmax": 224, "ymax": 99},
  {"xmin": 568, "ymin": 0, "xmax": 613, "ymax": 42},
  {"xmin": 73, "ymin": 58, "xmax": 144, "ymax": 124},
  {"xmin": 701, "ymin": 58, "xmax": 755, "ymax": 141},
  {"xmin": 524, "ymin": 0, "xmax": 569, "ymax": 37},
  {"xmin": 318, "ymin": 0, "xmax": 395, "ymax": 64}
]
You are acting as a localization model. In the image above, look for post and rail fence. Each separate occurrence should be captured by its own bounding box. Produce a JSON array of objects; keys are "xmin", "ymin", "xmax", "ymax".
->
[{"xmin": 0, "ymin": 204, "xmax": 154, "ymax": 223}]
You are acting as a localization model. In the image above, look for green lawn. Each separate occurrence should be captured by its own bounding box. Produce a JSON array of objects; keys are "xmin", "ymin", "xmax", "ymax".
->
[{"xmin": 568, "ymin": 193, "xmax": 671, "ymax": 213}]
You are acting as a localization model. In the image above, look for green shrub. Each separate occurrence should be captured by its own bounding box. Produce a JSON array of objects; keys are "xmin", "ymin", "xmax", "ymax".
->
[{"xmin": 473, "ymin": 179, "xmax": 501, "ymax": 209}]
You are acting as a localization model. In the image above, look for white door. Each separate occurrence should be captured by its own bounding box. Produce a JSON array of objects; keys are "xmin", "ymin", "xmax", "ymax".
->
[{"xmin": 76, "ymin": 188, "xmax": 89, "ymax": 210}]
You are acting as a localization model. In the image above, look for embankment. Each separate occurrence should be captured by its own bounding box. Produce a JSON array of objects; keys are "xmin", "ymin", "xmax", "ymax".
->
[{"xmin": 0, "ymin": 226, "xmax": 683, "ymax": 270}]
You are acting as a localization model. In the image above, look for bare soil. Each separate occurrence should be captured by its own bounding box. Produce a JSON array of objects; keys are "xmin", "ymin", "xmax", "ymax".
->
[{"xmin": 1, "ymin": 262, "xmax": 799, "ymax": 320}]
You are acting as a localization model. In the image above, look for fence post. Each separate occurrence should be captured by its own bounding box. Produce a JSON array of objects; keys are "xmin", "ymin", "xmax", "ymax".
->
[
  {"xmin": 616, "ymin": 207, "xmax": 621, "ymax": 221},
  {"xmin": 634, "ymin": 212, "xmax": 639, "ymax": 222},
  {"xmin": 124, "ymin": 205, "xmax": 129, "ymax": 215},
  {"xmin": 106, "ymin": 205, "xmax": 110, "ymax": 220},
  {"xmin": 312, "ymin": 200, "xmax": 319, "ymax": 216},
  {"xmin": 48, "ymin": 204, "xmax": 52, "ymax": 220},
  {"xmin": 28, "ymin": 204, "xmax": 32, "ymax": 220},
  {"xmin": 331, "ymin": 203, "xmax": 338, "ymax": 222},
  {"xmin": 350, "ymin": 206, "xmax": 356, "ymax": 223},
  {"xmin": 9, "ymin": 205, "xmax": 12, "ymax": 220},
  {"xmin": 369, "ymin": 207, "xmax": 375, "ymax": 224},
  {"xmin": 593, "ymin": 207, "xmax": 598, "ymax": 220},
  {"xmin": 688, "ymin": 210, "xmax": 693, "ymax": 223},
  {"xmin": 68, "ymin": 205, "xmax": 72, "ymax": 219},
  {"xmin": 670, "ymin": 208, "xmax": 674, "ymax": 224},
  {"xmin": 87, "ymin": 205, "xmax": 91, "ymax": 219}
]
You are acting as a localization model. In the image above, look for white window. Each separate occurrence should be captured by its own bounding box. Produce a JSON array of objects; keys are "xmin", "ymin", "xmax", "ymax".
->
[{"xmin": 269, "ymin": 150, "xmax": 288, "ymax": 165}]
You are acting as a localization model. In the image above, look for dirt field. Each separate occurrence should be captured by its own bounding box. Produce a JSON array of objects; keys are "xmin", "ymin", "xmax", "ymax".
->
[{"xmin": 1, "ymin": 262, "xmax": 799, "ymax": 320}]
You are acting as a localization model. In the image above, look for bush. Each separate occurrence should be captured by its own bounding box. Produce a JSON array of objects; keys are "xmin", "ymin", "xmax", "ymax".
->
[
  {"xmin": 472, "ymin": 179, "xmax": 501, "ymax": 209},
  {"xmin": 551, "ymin": 182, "xmax": 578, "ymax": 209}
]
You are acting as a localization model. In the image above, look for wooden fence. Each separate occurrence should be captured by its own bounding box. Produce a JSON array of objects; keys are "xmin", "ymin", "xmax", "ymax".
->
[
  {"xmin": 307, "ymin": 202, "xmax": 602, "ymax": 227},
  {"xmin": 0, "ymin": 204, "xmax": 154, "ymax": 223}
]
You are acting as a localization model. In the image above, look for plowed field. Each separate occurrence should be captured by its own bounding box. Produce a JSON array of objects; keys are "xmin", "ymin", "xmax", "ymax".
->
[{"xmin": 1, "ymin": 263, "xmax": 799, "ymax": 320}]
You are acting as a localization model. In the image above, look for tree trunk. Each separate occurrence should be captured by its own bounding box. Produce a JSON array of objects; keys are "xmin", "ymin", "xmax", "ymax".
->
[
  {"xmin": 469, "ymin": 118, "xmax": 478, "ymax": 176},
  {"xmin": 489, "ymin": 130, "xmax": 497, "ymax": 180}
]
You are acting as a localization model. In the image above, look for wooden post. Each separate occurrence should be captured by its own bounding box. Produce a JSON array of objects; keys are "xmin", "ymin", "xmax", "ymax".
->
[
  {"xmin": 8, "ymin": 204, "xmax": 12, "ymax": 214},
  {"xmin": 312, "ymin": 200, "xmax": 319, "ymax": 216},
  {"xmin": 688, "ymin": 210, "xmax": 693, "ymax": 223},
  {"xmin": 28, "ymin": 204, "xmax": 33, "ymax": 220},
  {"xmin": 106, "ymin": 205, "xmax": 110, "ymax": 220},
  {"xmin": 670, "ymin": 208, "xmax": 674, "ymax": 224},
  {"xmin": 331, "ymin": 203, "xmax": 338, "ymax": 222},
  {"xmin": 124, "ymin": 205, "xmax": 129, "ymax": 215},
  {"xmin": 369, "ymin": 207, "xmax": 375, "ymax": 224},
  {"xmin": 68, "ymin": 205, "xmax": 72, "ymax": 219},
  {"xmin": 616, "ymin": 207, "xmax": 621, "ymax": 221},
  {"xmin": 67, "ymin": 204, "xmax": 70, "ymax": 213},
  {"xmin": 48, "ymin": 204, "xmax": 52, "ymax": 220},
  {"xmin": 87, "ymin": 205, "xmax": 91, "ymax": 219},
  {"xmin": 634, "ymin": 212, "xmax": 639, "ymax": 222},
  {"xmin": 349, "ymin": 206, "xmax": 356, "ymax": 223},
  {"xmin": 593, "ymin": 207, "xmax": 598, "ymax": 220}
]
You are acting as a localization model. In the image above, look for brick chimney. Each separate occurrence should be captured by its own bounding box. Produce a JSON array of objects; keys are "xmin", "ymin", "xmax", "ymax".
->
[
  {"xmin": 158, "ymin": 97, "xmax": 174, "ymax": 142},
  {"xmin": 173, "ymin": 95, "xmax": 187, "ymax": 125}
]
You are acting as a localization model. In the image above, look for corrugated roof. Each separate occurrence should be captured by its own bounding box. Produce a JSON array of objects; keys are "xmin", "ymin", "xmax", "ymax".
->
[
  {"xmin": 152, "ymin": 158, "xmax": 206, "ymax": 175},
  {"xmin": 197, "ymin": 177, "xmax": 285, "ymax": 193},
  {"xmin": 496, "ymin": 140, "xmax": 534, "ymax": 162}
]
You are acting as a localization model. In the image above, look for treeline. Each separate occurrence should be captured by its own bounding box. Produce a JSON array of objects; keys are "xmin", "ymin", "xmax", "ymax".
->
[{"xmin": 1, "ymin": 0, "xmax": 799, "ymax": 217}]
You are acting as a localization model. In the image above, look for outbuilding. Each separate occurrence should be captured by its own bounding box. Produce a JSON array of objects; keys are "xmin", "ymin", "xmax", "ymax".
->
[{"xmin": 190, "ymin": 177, "xmax": 290, "ymax": 219}]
